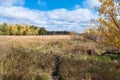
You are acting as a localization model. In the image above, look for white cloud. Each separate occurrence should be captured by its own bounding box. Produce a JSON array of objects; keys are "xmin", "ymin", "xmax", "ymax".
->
[
  {"xmin": 0, "ymin": 0, "xmax": 98, "ymax": 33},
  {"xmin": 83, "ymin": 0, "xmax": 100, "ymax": 9},
  {"xmin": 0, "ymin": 0, "xmax": 24, "ymax": 6}
]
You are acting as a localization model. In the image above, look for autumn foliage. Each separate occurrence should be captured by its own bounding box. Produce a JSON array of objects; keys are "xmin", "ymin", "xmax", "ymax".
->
[
  {"xmin": 0, "ymin": 23, "xmax": 47, "ymax": 35},
  {"xmin": 82, "ymin": 28, "xmax": 101, "ymax": 42},
  {"xmin": 97, "ymin": 0, "xmax": 120, "ymax": 49}
]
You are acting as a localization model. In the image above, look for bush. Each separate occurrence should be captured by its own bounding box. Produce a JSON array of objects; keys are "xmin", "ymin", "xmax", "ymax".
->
[{"xmin": 82, "ymin": 28, "xmax": 101, "ymax": 42}]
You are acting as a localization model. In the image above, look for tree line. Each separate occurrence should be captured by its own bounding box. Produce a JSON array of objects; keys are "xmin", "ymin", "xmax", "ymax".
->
[
  {"xmin": 0, "ymin": 22, "xmax": 47, "ymax": 35},
  {"xmin": 0, "ymin": 23, "xmax": 71, "ymax": 35}
]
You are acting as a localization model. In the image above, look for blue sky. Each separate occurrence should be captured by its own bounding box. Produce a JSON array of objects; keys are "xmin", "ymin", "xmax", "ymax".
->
[
  {"xmin": 0, "ymin": 0, "xmax": 100, "ymax": 32},
  {"xmin": 25, "ymin": 0, "xmax": 83, "ymax": 10}
]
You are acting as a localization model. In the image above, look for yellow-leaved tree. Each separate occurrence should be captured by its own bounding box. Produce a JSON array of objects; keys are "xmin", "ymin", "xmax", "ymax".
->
[{"xmin": 97, "ymin": 0, "xmax": 120, "ymax": 49}]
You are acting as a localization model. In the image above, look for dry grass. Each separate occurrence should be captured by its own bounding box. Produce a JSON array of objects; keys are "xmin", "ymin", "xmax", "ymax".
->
[
  {"xmin": 0, "ymin": 35, "xmax": 71, "ymax": 54},
  {"xmin": 0, "ymin": 35, "xmax": 120, "ymax": 80},
  {"xmin": 0, "ymin": 35, "xmax": 71, "ymax": 40}
]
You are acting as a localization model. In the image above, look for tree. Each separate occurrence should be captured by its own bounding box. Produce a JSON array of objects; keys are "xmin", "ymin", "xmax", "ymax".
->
[
  {"xmin": 10, "ymin": 24, "xmax": 19, "ymax": 35},
  {"xmin": 0, "ymin": 22, "xmax": 10, "ymax": 35},
  {"xmin": 30, "ymin": 25, "xmax": 39, "ymax": 35},
  {"xmin": 38, "ymin": 28, "xmax": 47, "ymax": 35},
  {"xmin": 97, "ymin": 0, "xmax": 120, "ymax": 49},
  {"xmin": 16, "ymin": 24, "xmax": 21, "ymax": 35}
]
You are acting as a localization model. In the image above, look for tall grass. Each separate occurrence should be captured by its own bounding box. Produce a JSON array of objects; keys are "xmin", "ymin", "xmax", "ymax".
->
[{"xmin": 0, "ymin": 36, "xmax": 120, "ymax": 80}]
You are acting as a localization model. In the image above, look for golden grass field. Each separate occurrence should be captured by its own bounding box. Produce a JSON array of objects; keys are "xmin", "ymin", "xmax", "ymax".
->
[
  {"xmin": 0, "ymin": 35, "xmax": 71, "ymax": 41},
  {"xmin": 0, "ymin": 35, "xmax": 120, "ymax": 80},
  {"xmin": 0, "ymin": 35, "xmax": 71, "ymax": 54}
]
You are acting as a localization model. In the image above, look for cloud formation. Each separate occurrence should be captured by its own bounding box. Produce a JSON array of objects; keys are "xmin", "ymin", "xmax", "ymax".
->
[
  {"xmin": 0, "ymin": 0, "xmax": 98, "ymax": 32},
  {"xmin": 83, "ymin": 0, "xmax": 100, "ymax": 9},
  {"xmin": 0, "ymin": 0, "xmax": 24, "ymax": 6}
]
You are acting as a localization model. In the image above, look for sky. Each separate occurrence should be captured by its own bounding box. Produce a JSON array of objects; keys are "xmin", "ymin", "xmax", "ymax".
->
[{"xmin": 0, "ymin": 0, "xmax": 100, "ymax": 33}]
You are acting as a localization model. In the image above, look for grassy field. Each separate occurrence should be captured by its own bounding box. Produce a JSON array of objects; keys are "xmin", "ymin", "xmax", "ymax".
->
[
  {"xmin": 0, "ymin": 35, "xmax": 71, "ymax": 40},
  {"xmin": 0, "ymin": 35, "xmax": 71, "ymax": 53},
  {"xmin": 0, "ymin": 35, "xmax": 120, "ymax": 80}
]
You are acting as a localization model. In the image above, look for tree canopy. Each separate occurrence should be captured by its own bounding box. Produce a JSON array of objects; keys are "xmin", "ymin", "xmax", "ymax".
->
[
  {"xmin": 0, "ymin": 23, "xmax": 47, "ymax": 35},
  {"xmin": 0, "ymin": 23, "xmax": 71, "ymax": 35},
  {"xmin": 97, "ymin": 0, "xmax": 120, "ymax": 49}
]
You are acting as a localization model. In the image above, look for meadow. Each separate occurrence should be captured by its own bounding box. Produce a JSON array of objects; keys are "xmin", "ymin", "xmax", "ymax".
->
[{"xmin": 0, "ymin": 35, "xmax": 120, "ymax": 80}]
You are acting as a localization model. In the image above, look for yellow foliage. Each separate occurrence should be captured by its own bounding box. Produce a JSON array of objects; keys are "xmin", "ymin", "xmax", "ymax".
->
[
  {"xmin": 83, "ymin": 28, "xmax": 101, "ymax": 42},
  {"xmin": 97, "ymin": 0, "xmax": 120, "ymax": 49}
]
